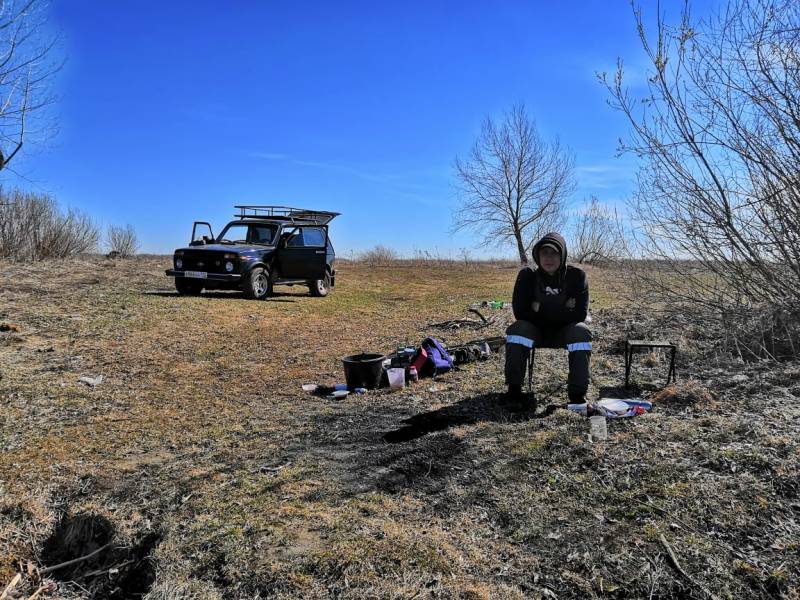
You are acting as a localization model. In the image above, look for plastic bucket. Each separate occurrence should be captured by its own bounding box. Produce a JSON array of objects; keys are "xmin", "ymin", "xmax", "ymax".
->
[{"xmin": 342, "ymin": 353, "xmax": 386, "ymax": 390}]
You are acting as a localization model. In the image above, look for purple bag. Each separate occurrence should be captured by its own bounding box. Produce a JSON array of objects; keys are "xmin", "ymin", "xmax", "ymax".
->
[{"xmin": 420, "ymin": 337, "xmax": 454, "ymax": 376}]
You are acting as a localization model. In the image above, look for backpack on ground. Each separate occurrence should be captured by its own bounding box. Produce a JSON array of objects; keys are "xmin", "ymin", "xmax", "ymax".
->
[{"xmin": 413, "ymin": 337, "xmax": 454, "ymax": 377}]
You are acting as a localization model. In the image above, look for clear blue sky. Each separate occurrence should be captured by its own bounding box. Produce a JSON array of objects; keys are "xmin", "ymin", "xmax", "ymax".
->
[{"xmin": 6, "ymin": 0, "xmax": 717, "ymax": 257}]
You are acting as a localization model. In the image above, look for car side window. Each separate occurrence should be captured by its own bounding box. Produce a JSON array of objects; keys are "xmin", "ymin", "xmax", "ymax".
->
[
  {"xmin": 302, "ymin": 227, "xmax": 325, "ymax": 247},
  {"xmin": 286, "ymin": 229, "xmax": 303, "ymax": 247},
  {"xmin": 251, "ymin": 226, "xmax": 275, "ymax": 244}
]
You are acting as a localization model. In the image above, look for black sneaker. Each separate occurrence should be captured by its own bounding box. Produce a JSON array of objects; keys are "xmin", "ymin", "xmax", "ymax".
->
[{"xmin": 504, "ymin": 384, "xmax": 521, "ymax": 401}]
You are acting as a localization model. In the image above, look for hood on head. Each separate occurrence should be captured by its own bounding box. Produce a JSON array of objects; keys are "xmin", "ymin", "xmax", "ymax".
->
[{"xmin": 532, "ymin": 232, "xmax": 568, "ymax": 275}]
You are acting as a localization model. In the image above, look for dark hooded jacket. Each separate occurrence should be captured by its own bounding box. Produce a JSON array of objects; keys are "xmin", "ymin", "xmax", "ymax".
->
[{"xmin": 511, "ymin": 232, "xmax": 589, "ymax": 328}]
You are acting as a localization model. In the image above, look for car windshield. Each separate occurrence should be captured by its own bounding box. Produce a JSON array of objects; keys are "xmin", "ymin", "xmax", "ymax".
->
[{"xmin": 216, "ymin": 223, "xmax": 277, "ymax": 245}]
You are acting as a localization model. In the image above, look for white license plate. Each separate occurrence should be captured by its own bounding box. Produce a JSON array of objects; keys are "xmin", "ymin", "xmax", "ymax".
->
[{"xmin": 184, "ymin": 271, "xmax": 207, "ymax": 279}]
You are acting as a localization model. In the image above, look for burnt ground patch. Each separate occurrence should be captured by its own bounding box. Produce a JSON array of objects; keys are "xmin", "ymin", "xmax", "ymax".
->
[
  {"xmin": 39, "ymin": 512, "xmax": 160, "ymax": 599},
  {"xmin": 372, "ymin": 432, "xmax": 469, "ymax": 493}
]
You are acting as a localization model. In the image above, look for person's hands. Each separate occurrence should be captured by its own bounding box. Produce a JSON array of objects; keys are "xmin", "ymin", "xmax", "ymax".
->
[
  {"xmin": 565, "ymin": 298, "xmax": 576, "ymax": 309},
  {"xmin": 532, "ymin": 301, "xmax": 540, "ymax": 312}
]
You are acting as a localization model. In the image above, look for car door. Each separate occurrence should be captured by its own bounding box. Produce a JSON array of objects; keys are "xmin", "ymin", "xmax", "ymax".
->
[{"xmin": 277, "ymin": 226, "xmax": 328, "ymax": 280}]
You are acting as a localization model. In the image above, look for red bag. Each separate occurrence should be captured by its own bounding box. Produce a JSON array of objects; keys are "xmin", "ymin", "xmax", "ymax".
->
[{"xmin": 410, "ymin": 347, "xmax": 428, "ymax": 373}]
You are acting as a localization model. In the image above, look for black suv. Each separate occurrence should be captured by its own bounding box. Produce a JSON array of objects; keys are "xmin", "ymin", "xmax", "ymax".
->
[{"xmin": 166, "ymin": 206, "xmax": 339, "ymax": 300}]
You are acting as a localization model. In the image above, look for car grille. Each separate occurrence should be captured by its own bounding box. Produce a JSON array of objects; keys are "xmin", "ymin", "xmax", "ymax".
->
[{"xmin": 179, "ymin": 251, "xmax": 231, "ymax": 273}]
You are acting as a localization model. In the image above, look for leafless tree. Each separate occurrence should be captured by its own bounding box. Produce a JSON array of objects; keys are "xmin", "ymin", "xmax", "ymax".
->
[
  {"xmin": 453, "ymin": 104, "xmax": 576, "ymax": 265},
  {"xmin": 106, "ymin": 224, "xmax": 139, "ymax": 258},
  {"xmin": 602, "ymin": 0, "xmax": 800, "ymax": 358},
  {"xmin": 0, "ymin": 0, "xmax": 61, "ymax": 171},
  {"xmin": 570, "ymin": 196, "xmax": 624, "ymax": 264},
  {"xmin": 0, "ymin": 189, "xmax": 98, "ymax": 260}
]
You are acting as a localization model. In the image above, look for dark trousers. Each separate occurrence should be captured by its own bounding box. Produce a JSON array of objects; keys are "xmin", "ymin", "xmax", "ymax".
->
[{"xmin": 505, "ymin": 320, "xmax": 592, "ymax": 401}]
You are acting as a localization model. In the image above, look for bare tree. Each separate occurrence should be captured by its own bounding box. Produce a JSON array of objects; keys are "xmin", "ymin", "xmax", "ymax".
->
[
  {"xmin": 106, "ymin": 224, "xmax": 139, "ymax": 258},
  {"xmin": 453, "ymin": 104, "xmax": 576, "ymax": 265},
  {"xmin": 602, "ymin": 0, "xmax": 800, "ymax": 357},
  {"xmin": 570, "ymin": 196, "xmax": 624, "ymax": 264},
  {"xmin": 0, "ymin": 0, "xmax": 61, "ymax": 171},
  {"xmin": 0, "ymin": 188, "xmax": 98, "ymax": 260}
]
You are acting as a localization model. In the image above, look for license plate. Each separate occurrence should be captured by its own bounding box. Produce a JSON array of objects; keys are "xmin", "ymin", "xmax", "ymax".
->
[{"xmin": 184, "ymin": 271, "xmax": 207, "ymax": 279}]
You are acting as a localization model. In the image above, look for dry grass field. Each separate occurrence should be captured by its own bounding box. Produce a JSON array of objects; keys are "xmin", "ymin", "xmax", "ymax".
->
[{"xmin": 1, "ymin": 257, "xmax": 798, "ymax": 599}]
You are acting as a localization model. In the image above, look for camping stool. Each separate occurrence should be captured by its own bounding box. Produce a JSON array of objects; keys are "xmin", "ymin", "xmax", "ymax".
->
[{"xmin": 624, "ymin": 339, "xmax": 677, "ymax": 389}]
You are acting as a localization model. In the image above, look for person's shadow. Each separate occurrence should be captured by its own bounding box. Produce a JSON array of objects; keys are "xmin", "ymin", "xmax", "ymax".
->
[{"xmin": 382, "ymin": 392, "xmax": 564, "ymax": 443}]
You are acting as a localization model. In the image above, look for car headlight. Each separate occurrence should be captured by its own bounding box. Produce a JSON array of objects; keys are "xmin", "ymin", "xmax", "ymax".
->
[
  {"xmin": 175, "ymin": 258, "xmax": 183, "ymax": 269},
  {"xmin": 225, "ymin": 261, "xmax": 234, "ymax": 272}
]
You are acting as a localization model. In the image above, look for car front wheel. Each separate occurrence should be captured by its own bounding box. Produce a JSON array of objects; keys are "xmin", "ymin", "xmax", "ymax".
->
[
  {"xmin": 244, "ymin": 266, "xmax": 272, "ymax": 300},
  {"xmin": 309, "ymin": 271, "xmax": 331, "ymax": 297}
]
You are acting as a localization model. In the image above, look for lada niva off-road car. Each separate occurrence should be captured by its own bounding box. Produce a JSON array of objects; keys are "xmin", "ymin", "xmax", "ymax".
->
[{"xmin": 166, "ymin": 206, "xmax": 339, "ymax": 300}]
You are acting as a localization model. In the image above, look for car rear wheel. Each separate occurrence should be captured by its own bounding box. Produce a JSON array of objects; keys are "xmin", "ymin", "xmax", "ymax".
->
[
  {"xmin": 309, "ymin": 271, "xmax": 331, "ymax": 297},
  {"xmin": 244, "ymin": 266, "xmax": 272, "ymax": 300},
  {"xmin": 175, "ymin": 278, "xmax": 203, "ymax": 295}
]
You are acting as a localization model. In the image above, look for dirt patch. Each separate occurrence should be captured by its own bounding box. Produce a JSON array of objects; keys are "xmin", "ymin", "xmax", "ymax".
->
[{"xmin": 39, "ymin": 512, "xmax": 159, "ymax": 599}]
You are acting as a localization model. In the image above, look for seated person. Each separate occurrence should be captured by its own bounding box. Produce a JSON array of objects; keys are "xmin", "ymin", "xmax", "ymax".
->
[{"xmin": 505, "ymin": 232, "xmax": 591, "ymax": 411}]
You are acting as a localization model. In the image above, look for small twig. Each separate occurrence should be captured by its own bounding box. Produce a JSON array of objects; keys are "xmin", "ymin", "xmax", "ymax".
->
[
  {"xmin": 39, "ymin": 542, "xmax": 113, "ymax": 575},
  {"xmin": 79, "ymin": 559, "xmax": 135, "ymax": 580},
  {"xmin": 659, "ymin": 534, "xmax": 717, "ymax": 600},
  {"xmin": 26, "ymin": 584, "xmax": 53, "ymax": 600},
  {"xmin": 467, "ymin": 308, "xmax": 488, "ymax": 323},
  {"xmin": 645, "ymin": 498, "xmax": 764, "ymax": 571},
  {"xmin": 659, "ymin": 534, "xmax": 688, "ymax": 579},
  {"xmin": 1, "ymin": 573, "xmax": 21, "ymax": 599}
]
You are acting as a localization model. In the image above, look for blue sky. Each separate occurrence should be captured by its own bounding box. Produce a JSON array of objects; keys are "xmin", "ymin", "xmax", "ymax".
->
[{"xmin": 6, "ymin": 0, "xmax": 717, "ymax": 257}]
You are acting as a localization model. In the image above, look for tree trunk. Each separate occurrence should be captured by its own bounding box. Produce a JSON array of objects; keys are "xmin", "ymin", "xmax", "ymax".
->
[{"xmin": 514, "ymin": 228, "xmax": 528, "ymax": 264}]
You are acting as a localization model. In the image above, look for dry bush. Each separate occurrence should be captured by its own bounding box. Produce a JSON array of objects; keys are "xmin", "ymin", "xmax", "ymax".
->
[
  {"xmin": 651, "ymin": 379, "xmax": 717, "ymax": 409},
  {"xmin": 0, "ymin": 189, "xmax": 99, "ymax": 260},
  {"xmin": 604, "ymin": 0, "xmax": 800, "ymax": 358},
  {"xmin": 106, "ymin": 224, "xmax": 140, "ymax": 258},
  {"xmin": 358, "ymin": 244, "xmax": 399, "ymax": 266},
  {"xmin": 570, "ymin": 195, "xmax": 624, "ymax": 265},
  {"xmin": 409, "ymin": 248, "xmax": 451, "ymax": 267}
]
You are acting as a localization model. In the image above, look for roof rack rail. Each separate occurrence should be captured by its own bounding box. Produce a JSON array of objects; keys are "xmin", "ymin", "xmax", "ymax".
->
[{"xmin": 233, "ymin": 205, "xmax": 340, "ymax": 225}]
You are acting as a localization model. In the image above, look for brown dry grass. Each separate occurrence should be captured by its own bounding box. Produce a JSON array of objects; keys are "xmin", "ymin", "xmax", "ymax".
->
[{"xmin": 0, "ymin": 257, "xmax": 797, "ymax": 599}]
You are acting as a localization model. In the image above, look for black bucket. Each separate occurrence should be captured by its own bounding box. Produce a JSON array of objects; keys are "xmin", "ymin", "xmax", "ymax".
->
[{"xmin": 342, "ymin": 353, "xmax": 385, "ymax": 390}]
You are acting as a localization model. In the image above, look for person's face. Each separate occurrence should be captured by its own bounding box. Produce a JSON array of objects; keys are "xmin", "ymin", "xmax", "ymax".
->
[{"xmin": 538, "ymin": 246, "xmax": 561, "ymax": 275}]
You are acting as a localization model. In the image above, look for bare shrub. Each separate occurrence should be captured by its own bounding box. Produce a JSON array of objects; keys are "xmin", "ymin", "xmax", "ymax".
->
[
  {"xmin": 570, "ymin": 196, "xmax": 624, "ymax": 265},
  {"xmin": 106, "ymin": 224, "xmax": 139, "ymax": 258},
  {"xmin": 0, "ymin": 189, "xmax": 99, "ymax": 260},
  {"xmin": 604, "ymin": 0, "xmax": 800, "ymax": 358},
  {"xmin": 453, "ymin": 104, "xmax": 575, "ymax": 265},
  {"xmin": 358, "ymin": 245, "xmax": 398, "ymax": 266}
]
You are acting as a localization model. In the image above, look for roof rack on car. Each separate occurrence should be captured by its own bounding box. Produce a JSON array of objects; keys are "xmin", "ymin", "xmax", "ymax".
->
[{"xmin": 233, "ymin": 205, "xmax": 341, "ymax": 225}]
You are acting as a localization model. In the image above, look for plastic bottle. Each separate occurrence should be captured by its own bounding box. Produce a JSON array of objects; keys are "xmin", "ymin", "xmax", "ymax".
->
[
  {"xmin": 408, "ymin": 366, "xmax": 419, "ymax": 383},
  {"xmin": 589, "ymin": 415, "xmax": 607, "ymax": 441}
]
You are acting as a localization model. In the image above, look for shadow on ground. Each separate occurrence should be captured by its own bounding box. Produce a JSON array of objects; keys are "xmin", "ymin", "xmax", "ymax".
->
[
  {"xmin": 382, "ymin": 392, "xmax": 566, "ymax": 443},
  {"xmin": 141, "ymin": 289, "xmax": 299, "ymax": 302}
]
